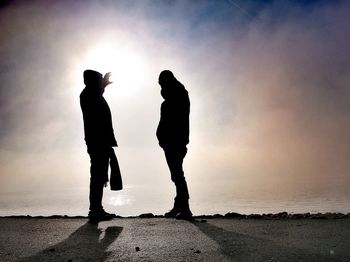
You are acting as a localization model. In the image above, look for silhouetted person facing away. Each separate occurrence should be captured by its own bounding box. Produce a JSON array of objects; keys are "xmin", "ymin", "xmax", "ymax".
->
[
  {"xmin": 156, "ymin": 70, "xmax": 193, "ymax": 220},
  {"xmin": 80, "ymin": 70, "xmax": 122, "ymax": 223}
]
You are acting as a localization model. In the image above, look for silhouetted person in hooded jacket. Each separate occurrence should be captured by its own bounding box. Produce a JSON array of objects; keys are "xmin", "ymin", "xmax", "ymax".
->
[
  {"xmin": 80, "ymin": 70, "xmax": 121, "ymax": 223},
  {"xmin": 156, "ymin": 70, "xmax": 193, "ymax": 220}
]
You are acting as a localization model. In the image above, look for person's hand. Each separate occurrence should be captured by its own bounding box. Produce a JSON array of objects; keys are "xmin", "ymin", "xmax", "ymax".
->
[{"xmin": 102, "ymin": 72, "xmax": 113, "ymax": 88}]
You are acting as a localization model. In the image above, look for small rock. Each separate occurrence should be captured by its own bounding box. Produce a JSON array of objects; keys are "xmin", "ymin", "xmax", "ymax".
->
[
  {"xmin": 247, "ymin": 214, "xmax": 263, "ymax": 219},
  {"xmin": 311, "ymin": 213, "xmax": 327, "ymax": 219},
  {"xmin": 49, "ymin": 215, "xmax": 62, "ymax": 219},
  {"xmin": 303, "ymin": 212, "xmax": 311, "ymax": 218},
  {"xmin": 224, "ymin": 212, "xmax": 245, "ymax": 218},
  {"xmin": 135, "ymin": 247, "xmax": 140, "ymax": 252},
  {"xmin": 290, "ymin": 213, "xmax": 304, "ymax": 219},
  {"xmin": 276, "ymin": 212, "xmax": 288, "ymax": 218},
  {"xmin": 139, "ymin": 213, "xmax": 154, "ymax": 218},
  {"xmin": 328, "ymin": 213, "xmax": 347, "ymax": 219}
]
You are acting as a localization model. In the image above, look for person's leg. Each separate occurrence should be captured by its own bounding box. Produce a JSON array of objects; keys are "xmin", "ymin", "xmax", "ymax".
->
[
  {"xmin": 164, "ymin": 146, "xmax": 189, "ymax": 199},
  {"xmin": 164, "ymin": 146, "xmax": 192, "ymax": 218},
  {"xmin": 88, "ymin": 148, "xmax": 109, "ymax": 214}
]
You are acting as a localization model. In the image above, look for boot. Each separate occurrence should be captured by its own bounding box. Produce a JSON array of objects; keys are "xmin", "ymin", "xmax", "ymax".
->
[
  {"xmin": 175, "ymin": 199, "xmax": 193, "ymax": 220},
  {"xmin": 88, "ymin": 209, "xmax": 115, "ymax": 223},
  {"xmin": 164, "ymin": 197, "xmax": 181, "ymax": 218}
]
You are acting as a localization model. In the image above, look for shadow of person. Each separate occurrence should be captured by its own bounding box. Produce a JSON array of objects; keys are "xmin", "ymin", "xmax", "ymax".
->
[
  {"xmin": 192, "ymin": 220, "xmax": 329, "ymax": 262},
  {"xmin": 17, "ymin": 222, "xmax": 123, "ymax": 262}
]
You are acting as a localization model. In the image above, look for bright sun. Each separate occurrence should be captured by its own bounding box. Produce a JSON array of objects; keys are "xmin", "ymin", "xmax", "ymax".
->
[{"xmin": 79, "ymin": 43, "xmax": 149, "ymax": 97}]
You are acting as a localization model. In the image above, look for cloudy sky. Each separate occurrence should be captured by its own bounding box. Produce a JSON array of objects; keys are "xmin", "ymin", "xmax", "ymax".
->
[{"xmin": 0, "ymin": 0, "xmax": 349, "ymax": 215}]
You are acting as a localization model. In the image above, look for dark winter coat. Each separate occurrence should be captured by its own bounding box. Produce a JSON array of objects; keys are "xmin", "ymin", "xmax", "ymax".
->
[
  {"xmin": 80, "ymin": 88, "xmax": 117, "ymax": 150},
  {"xmin": 156, "ymin": 80, "xmax": 190, "ymax": 148}
]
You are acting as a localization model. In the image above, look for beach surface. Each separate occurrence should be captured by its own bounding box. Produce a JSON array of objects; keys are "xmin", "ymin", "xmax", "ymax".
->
[{"xmin": 0, "ymin": 217, "xmax": 349, "ymax": 261}]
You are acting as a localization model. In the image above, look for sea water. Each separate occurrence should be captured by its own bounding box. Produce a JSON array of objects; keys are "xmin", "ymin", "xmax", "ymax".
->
[{"xmin": 0, "ymin": 185, "xmax": 349, "ymax": 216}]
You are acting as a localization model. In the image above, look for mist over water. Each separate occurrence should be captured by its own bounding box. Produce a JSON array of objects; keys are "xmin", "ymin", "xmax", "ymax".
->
[
  {"xmin": 1, "ymin": 1, "xmax": 350, "ymax": 216},
  {"xmin": 0, "ymin": 186, "xmax": 349, "ymax": 216}
]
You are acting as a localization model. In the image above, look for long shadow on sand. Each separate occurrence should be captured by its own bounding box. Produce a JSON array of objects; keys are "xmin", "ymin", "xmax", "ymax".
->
[
  {"xmin": 17, "ymin": 222, "xmax": 123, "ymax": 262},
  {"xmin": 193, "ymin": 220, "xmax": 335, "ymax": 262}
]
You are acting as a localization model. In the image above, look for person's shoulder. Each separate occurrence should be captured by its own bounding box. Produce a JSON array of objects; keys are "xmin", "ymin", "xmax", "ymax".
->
[
  {"xmin": 176, "ymin": 81, "xmax": 188, "ymax": 93},
  {"xmin": 178, "ymin": 84, "xmax": 189, "ymax": 98},
  {"xmin": 80, "ymin": 88, "xmax": 98, "ymax": 99},
  {"xmin": 176, "ymin": 80, "xmax": 185, "ymax": 89},
  {"xmin": 80, "ymin": 88, "xmax": 87, "ymax": 97},
  {"xmin": 80, "ymin": 88, "xmax": 96, "ymax": 104}
]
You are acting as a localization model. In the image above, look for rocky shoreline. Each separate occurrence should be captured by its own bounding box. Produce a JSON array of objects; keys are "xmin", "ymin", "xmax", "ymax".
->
[{"xmin": 2, "ymin": 211, "xmax": 349, "ymax": 219}]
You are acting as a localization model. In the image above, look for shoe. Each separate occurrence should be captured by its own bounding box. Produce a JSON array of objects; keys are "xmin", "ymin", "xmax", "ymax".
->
[
  {"xmin": 88, "ymin": 210, "xmax": 115, "ymax": 223},
  {"xmin": 164, "ymin": 197, "xmax": 182, "ymax": 218},
  {"xmin": 164, "ymin": 208, "xmax": 181, "ymax": 218},
  {"xmin": 100, "ymin": 210, "xmax": 116, "ymax": 218},
  {"xmin": 175, "ymin": 210, "xmax": 193, "ymax": 221}
]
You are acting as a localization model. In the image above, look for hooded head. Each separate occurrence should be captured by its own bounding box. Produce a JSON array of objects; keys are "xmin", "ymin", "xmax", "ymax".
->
[
  {"xmin": 158, "ymin": 70, "xmax": 176, "ymax": 87},
  {"xmin": 83, "ymin": 70, "xmax": 103, "ymax": 89},
  {"xmin": 158, "ymin": 70, "xmax": 186, "ymax": 100}
]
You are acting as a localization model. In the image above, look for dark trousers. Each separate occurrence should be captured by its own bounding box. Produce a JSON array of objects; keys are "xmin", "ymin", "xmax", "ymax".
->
[
  {"xmin": 164, "ymin": 146, "xmax": 190, "ymax": 201},
  {"xmin": 88, "ymin": 147, "xmax": 110, "ymax": 212}
]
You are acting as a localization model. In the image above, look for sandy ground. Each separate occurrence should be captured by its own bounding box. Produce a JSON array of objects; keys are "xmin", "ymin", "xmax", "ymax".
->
[{"xmin": 0, "ymin": 217, "xmax": 349, "ymax": 261}]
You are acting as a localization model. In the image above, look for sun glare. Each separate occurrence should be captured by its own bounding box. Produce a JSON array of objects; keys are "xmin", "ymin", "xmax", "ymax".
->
[{"xmin": 79, "ymin": 43, "xmax": 148, "ymax": 97}]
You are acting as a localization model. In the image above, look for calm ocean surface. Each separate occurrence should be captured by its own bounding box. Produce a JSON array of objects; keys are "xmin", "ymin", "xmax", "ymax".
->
[{"xmin": 0, "ymin": 185, "xmax": 349, "ymax": 216}]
